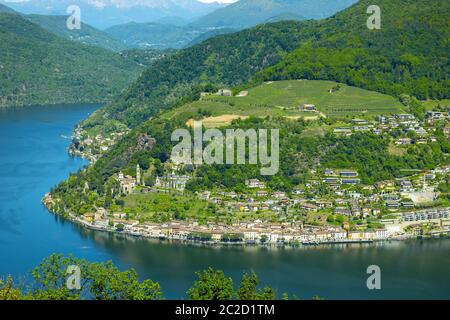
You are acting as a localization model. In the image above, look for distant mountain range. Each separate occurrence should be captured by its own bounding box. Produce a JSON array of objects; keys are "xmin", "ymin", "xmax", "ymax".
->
[
  {"xmin": 26, "ymin": 14, "xmax": 128, "ymax": 51},
  {"xmin": 1, "ymin": 1, "xmax": 359, "ymax": 50},
  {"xmin": 191, "ymin": 0, "xmax": 358, "ymax": 29},
  {"xmin": 0, "ymin": 0, "xmax": 226, "ymax": 29},
  {"xmin": 0, "ymin": 3, "xmax": 128, "ymax": 51},
  {"xmin": 102, "ymin": 0, "xmax": 358, "ymax": 49}
]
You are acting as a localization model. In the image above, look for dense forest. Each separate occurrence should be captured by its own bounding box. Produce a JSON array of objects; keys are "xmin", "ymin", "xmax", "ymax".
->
[{"xmin": 256, "ymin": 0, "xmax": 449, "ymax": 100}]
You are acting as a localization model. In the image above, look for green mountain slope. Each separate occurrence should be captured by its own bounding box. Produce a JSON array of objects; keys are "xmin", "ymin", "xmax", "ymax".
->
[
  {"xmin": 81, "ymin": 0, "xmax": 449, "ymax": 134},
  {"xmin": 256, "ymin": 0, "xmax": 449, "ymax": 100},
  {"xmin": 119, "ymin": 49, "xmax": 176, "ymax": 67},
  {"xmin": 186, "ymin": 28, "xmax": 236, "ymax": 47},
  {"xmin": 0, "ymin": 13, "xmax": 144, "ymax": 108},
  {"xmin": 26, "ymin": 14, "xmax": 128, "ymax": 52},
  {"xmin": 160, "ymin": 80, "xmax": 405, "ymax": 123},
  {"xmin": 83, "ymin": 20, "xmax": 315, "ymax": 130},
  {"xmin": 190, "ymin": 0, "xmax": 358, "ymax": 29}
]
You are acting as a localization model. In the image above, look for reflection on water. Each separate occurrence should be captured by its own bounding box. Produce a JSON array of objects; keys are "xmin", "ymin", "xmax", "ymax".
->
[{"xmin": 61, "ymin": 214, "xmax": 450, "ymax": 299}]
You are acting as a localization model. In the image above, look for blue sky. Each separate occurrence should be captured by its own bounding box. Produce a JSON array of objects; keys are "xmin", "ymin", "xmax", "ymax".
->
[{"xmin": 3, "ymin": 0, "xmax": 239, "ymax": 4}]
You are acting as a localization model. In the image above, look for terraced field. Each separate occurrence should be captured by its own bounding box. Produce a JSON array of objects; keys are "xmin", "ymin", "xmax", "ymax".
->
[{"xmin": 162, "ymin": 80, "xmax": 405, "ymax": 127}]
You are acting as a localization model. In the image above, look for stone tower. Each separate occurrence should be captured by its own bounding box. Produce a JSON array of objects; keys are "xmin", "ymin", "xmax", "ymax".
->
[{"xmin": 136, "ymin": 164, "xmax": 141, "ymax": 186}]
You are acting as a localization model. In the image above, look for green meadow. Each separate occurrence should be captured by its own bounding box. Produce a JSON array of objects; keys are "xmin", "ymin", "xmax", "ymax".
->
[{"xmin": 162, "ymin": 80, "xmax": 405, "ymax": 125}]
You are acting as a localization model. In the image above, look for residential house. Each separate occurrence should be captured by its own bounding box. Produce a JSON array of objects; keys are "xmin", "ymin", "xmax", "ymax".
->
[
  {"xmin": 395, "ymin": 138, "xmax": 412, "ymax": 145},
  {"xmin": 246, "ymin": 179, "xmax": 265, "ymax": 189},
  {"xmin": 385, "ymin": 200, "xmax": 400, "ymax": 209},
  {"xmin": 340, "ymin": 170, "xmax": 358, "ymax": 177},
  {"xmin": 218, "ymin": 89, "xmax": 232, "ymax": 97},
  {"xmin": 341, "ymin": 178, "xmax": 361, "ymax": 185},
  {"xmin": 257, "ymin": 190, "xmax": 268, "ymax": 197},
  {"xmin": 375, "ymin": 229, "xmax": 388, "ymax": 239},
  {"xmin": 400, "ymin": 180, "xmax": 414, "ymax": 192},
  {"xmin": 333, "ymin": 127, "xmax": 352, "ymax": 135},
  {"xmin": 299, "ymin": 104, "xmax": 317, "ymax": 112}
]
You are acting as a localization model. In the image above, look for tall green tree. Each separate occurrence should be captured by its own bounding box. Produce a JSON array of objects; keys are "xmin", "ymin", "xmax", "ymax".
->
[
  {"xmin": 29, "ymin": 254, "xmax": 163, "ymax": 300},
  {"xmin": 187, "ymin": 268, "xmax": 234, "ymax": 300},
  {"xmin": 236, "ymin": 271, "xmax": 275, "ymax": 300}
]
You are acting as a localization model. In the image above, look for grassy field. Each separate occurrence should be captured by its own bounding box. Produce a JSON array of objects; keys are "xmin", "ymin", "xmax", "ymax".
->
[
  {"xmin": 161, "ymin": 80, "xmax": 405, "ymax": 127},
  {"xmin": 122, "ymin": 193, "xmax": 212, "ymax": 223},
  {"xmin": 421, "ymin": 99, "xmax": 450, "ymax": 111}
]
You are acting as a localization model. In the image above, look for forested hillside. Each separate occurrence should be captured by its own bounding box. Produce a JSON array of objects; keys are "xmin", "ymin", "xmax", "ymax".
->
[
  {"xmin": 81, "ymin": 0, "xmax": 449, "ymax": 134},
  {"xmin": 0, "ymin": 3, "xmax": 15, "ymax": 14},
  {"xmin": 82, "ymin": 21, "xmax": 318, "ymax": 131},
  {"xmin": 256, "ymin": 0, "xmax": 449, "ymax": 100},
  {"xmin": 0, "ymin": 13, "xmax": 144, "ymax": 108}
]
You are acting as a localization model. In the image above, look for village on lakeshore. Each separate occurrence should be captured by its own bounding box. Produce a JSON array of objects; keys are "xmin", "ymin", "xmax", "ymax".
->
[
  {"xmin": 50, "ymin": 83, "xmax": 450, "ymax": 247},
  {"xmin": 43, "ymin": 162, "xmax": 450, "ymax": 245}
]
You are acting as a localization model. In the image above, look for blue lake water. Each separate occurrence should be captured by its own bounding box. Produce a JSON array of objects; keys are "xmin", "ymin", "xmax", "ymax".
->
[{"xmin": 0, "ymin": 104, "xmax": 449, "ymax": 299}]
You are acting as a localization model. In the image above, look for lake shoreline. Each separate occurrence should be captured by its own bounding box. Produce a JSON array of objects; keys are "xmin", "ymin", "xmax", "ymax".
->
[{"xmin": 43, "ymin": 196, "xmax": 450, "ymax": 249}]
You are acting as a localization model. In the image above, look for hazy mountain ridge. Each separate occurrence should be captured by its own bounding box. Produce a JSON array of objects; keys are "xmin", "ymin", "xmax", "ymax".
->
[
  {"xmin": 103, "ymin": 0, "xmax": 357, "ymax": 49},
  {"xmin": 105, "ymin": 21, "xmax": 205, "ymax": 49},
  {"xmin": 2, "ymin": 1, "xmax": 359, "ymax": 51},
  {"xmin": 190, "ymin": 0, "xmax": 358, "ymax": 29},
  {"xmin": 26, "ymin": 14, "xmax": 128, "ymax": 51},
  {"xmin": 0, "ymin": 3, "xmax": 129, "ymax": 51},
  {"xmin": 0, "ymin": 12, "xmax": 145, "ymax": 107},
  {"xmin": 0, "ymin": 0, "xmax": 226, "ymax": 29}
]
